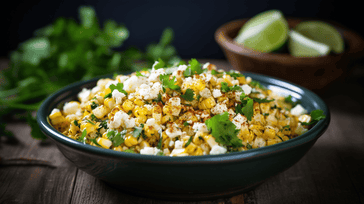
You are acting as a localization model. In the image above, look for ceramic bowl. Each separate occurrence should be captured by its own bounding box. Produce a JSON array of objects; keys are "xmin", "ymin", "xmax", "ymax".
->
[
  {"xmin": 37, "ymin": 72, "xmax": 330, "ymax": 201},
  {"xmin": 215, "ymin": 18, "xmax": 364, "ymax": 92}
]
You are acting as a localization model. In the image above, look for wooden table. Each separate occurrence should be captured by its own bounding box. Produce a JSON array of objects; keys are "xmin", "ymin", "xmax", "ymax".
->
[{"xmin": 1, "ymin": 59, "xmax": 364, "ymax": 204}]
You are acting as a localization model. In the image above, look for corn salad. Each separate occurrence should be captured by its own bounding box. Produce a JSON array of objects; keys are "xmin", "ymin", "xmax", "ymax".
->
[{"xmin": 49, "ymin": 59, "xmax": 315, "ymax": 156}]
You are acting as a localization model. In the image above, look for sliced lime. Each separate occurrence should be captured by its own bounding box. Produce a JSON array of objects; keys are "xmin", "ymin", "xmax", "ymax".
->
[
  {"xmin": 294, "ymin": 21, "xmax": 344, "ymax": 54},
  {"xmin": 234, "ymin": 10, "xmax": 289, "ymax": 53},
  {"xmin": 288, "ymin": 30, "xmax": 330, "ymax": 57}
]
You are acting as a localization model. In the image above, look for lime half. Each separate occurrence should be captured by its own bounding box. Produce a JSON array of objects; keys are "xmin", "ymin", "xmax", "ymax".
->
[
  {"xmin": 234, "ymin": 10, "xmax": 289, "ymax": 53},
  {"xmin": 294, "ymin": 21, "xmax": 344, "ymax": 54},
  {"xmin": 288, "ymin": 30, "xmax": 330, "ymax": 57}
]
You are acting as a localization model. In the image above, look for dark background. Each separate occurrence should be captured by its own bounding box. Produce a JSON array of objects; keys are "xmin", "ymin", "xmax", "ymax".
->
[{"xmin": 1, "ymin": 0, "xmax": 362, "ymax": 59}]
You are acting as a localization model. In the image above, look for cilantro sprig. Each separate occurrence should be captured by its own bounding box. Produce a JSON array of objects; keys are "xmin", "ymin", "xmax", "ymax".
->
[
  {"xmin": 183, "ymin": 58, "xmax": 203, "ymax": 77},
  {"xmin": 181, "ymin": 88, "xmax": 195, "ymax": 101},
  {"xmin": 301, "ymin": 110, "xmax": 326, "ymax": 126},
  {"xmin": 284, "ymin": 95, "xmax": 301, "ymax": 107},
  {"xmin": 107, "ymin": 130, "xmax": 126, "ymax": 146},
  {"xmin": 221, "ymin": 82, "xmax": 243, "ymax": 93},
  {"xmin": 109, "ymin": 83, "xmax": 128, "ymax": 96},
  {"xmin": 205, "ymin": 112, "xmax": 243, "ymax": 148},
  {"xmin": 160, "ymin": 74, "xmax": 180, "ymax": 91}
]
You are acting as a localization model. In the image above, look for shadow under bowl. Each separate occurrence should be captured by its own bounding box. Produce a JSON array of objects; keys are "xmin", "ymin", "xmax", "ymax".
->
[
  {"xmin": 37, "ymin": 72, "xmax": 330, "ymax": 201},
  {"xmin": 215, "ymin": 18, "xmax": 364, "ymax": 92}
]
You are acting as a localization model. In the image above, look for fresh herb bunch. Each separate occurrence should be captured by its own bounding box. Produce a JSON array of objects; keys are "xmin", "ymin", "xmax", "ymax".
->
[{"xmin": 0, "ymin": 6, "xmax": 180, "ymax": 139}]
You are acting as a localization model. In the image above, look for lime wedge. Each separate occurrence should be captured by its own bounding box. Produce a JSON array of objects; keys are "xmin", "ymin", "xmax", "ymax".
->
[
  {"xmin": 234, "ymin": 10, "xmax": 289, "ymax": 53},
  {"xmin": 288, "ymin": 30, "xmax": 330, "ymax": 57},
  {"xmin": 294, "ymin": 21, "xmax": 344, "ymax": 54}
]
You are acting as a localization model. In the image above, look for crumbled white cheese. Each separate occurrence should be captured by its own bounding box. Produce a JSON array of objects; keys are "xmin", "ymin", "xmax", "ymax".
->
[
  {"xmin": 170, "ymin": 148, "xmax": 187, "ymax": 156},
  {"xmin": 105, "ymin": 80, "xmax": 119, "ymax": 89},
  {"xmin": 200, "ymin": 88, "xmax": 212, "ymax": 98},
  {"xmin": 174, "ymin": 140, "xmax": 184, "ymax": 149},
  {"xmin": 123, "ymin": 76, "xmax": 148, "ymax": 93},
  {"xmin": 140, "ymin": 147, "xmax": 161, "ymax": 155},
  {"xmin": 78, "ymin": 88, "xmax": 91, "ymax": 102},
  {"xmin": 232, "ymin": 114, "xmax": 246, "ymax": 129},
  {"xmin": 51, "ymin": 108, "xmax": 60, "ymax": 115},
  {"xmin": 148, "ymin": 67, "xmax": 165, "ymax": 82},
  {"xmin": 91, "ymin": 86, "xmax": 101, "ymax": 95},
  {"xmin": 168, "ymin": 96, "xmax": 181, "ymax": 106},
  {"xmin": 165, "ymin": 123, "xmax": 182, "ymax": 138},
  {"xmin": 212, "ymin": 89, "xmax": 222, "ymax": 98},
  {"xmin": 108, "ymin": 110, "xmax": 135, "ymax": 129},
  {"xmin": 93, "ymin": 105, "xmax": 108, "ymax": 119},
  {"xmin": 145, "ymin": 118, "xmax": 161, "ymax": 131},
  {"xmin": 246, "ymin": 77, "xmax": 252, "ymax": 83},
  {"xmin": 63, "ymin": 102, "xmax": 80, "ymax": 115},
  {"xmin": 209, "ymin": 145, "xmax": 227, "ymax": 155},
  {"xmin": 211, "ymin": 103, "xmax": 227, "ymax": 115},
  {"xmin": 192, "ymin": 122, "xmax": 209, "ymax": 133},
  {"xmin": 242, "ymin": 84, "xmax": 252, "ymax": 95},
  {"xmin": 168, "ymin": 140, "xmax": 175, "ymax": 147},
  {"xmin": 112, "ymin": 89, "xmax": 126, "ymax": 104},
  {"xmin": 203, "ymin": 62, "xmax": 210, "ymax": 69},
  {"xmin": 291, "ymin": 104, "xmax": 307, "ymax": 116}
]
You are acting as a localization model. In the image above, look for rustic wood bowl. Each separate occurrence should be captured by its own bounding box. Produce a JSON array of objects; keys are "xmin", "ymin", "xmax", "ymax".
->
[{"xmin": 215, "ymin": 18, "xmax": 364, "ymax": 92}]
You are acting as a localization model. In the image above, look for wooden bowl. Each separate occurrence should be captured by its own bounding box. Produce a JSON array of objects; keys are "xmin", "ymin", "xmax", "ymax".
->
[{"xmin": 215, "ymin": 18, "xmax": 364, "ymax": 92}]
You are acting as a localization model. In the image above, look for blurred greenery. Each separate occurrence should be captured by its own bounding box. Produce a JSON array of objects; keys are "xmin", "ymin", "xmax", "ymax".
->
[{"xmin": 0, "ymin": 5, "xmax": 181, "ymax": 139}]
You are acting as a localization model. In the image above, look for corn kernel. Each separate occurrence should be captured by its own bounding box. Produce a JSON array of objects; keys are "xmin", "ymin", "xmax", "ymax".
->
[
  {"xmin": 124, "ymin": 135, "xmax": 139, "ymax": 147},
  {"xmin": 97, "ymin": 137, "xmax": 112, "ymax": 149},
  {"xmin": 122, "ymin": 100, "xmax": 135, "ymax": 113}
]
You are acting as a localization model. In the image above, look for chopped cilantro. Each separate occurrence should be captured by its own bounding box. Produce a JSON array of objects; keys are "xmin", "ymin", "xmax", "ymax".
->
[
  {"xmin": 91, "ymin": 101, "xmax": 98, "ymax": 109},
  {"xmin": 153, "ymin": 58, "xmax": 165, "ymax": 69},
  {"xmin": 235, "ymin": 103, "xmax": 243, "ymax": 115},
  {"xmin": 246, "ymin": 143, "xmax": 252, "ymax": 149},
  {"xmin": 225, "ymin": 70, "xmax": 244, "ymax": 79},
  {"xmin": 230, "ymin": 85, "xmax": 243, "ymax": 92},
  {"xmin": 132, "ymin": 124, "xmax": 144, "ymax": 138},
  {"xmin": 184, "ymin": 136, "xmax": 193, "ymax": 147},
  {"xmin": 112, "ymin": 131, "xmax": 125, "ymax": 146},
  {"xmin": 277, "ymin": 135, "xmax": 284, "ymax": 141},
  {"xmin": 78, "ymin": 129, "xmax": 87, "ymax": 143},
  {"xmin": 104, "ymin": 93, "xmax": 112, "ymax": 99},
  {"xmin": 183, "ymin": 58, "xmax": 202, "ymax": 77},
  {"xmin": 98, "ymin": 120, "xmax": 107, "ymax": 131},
  {"xmin": 263, "ymin": 113, "xmax": 269, "ymax": 116},
  {"xmin": 73, "ymin": 120, "xmax": 79, "ymax": 127},
  {"xmin": 90, "ymin": 114, "xmax": 97, "ymax": 121},
  {"xmin": 221, "ymin": 82, "xmax": 230, "ymax": 93},
  {"xmin": 86, "ymin": 119, "xmax": 95, "ymax": 125},
  {"xmin": 123, "ymin": 149, "xmax": 136, "ymax": 153},
  {"xmin": 156, "ymin": 151, "xmax": 165, "ymax": 156},
  {"xmin": 197, "ymin": 94, "xmax": 201, "ymax": 101},
  {"xmin": 113, "ymin": 72, "xmax": 118, "ymax": 79},
  {"xmin": 253, "ymin": 98, "xmax": 275, "ymax": 103},
  {"xmin": 160, "ymin": 74, "xmax": 180, "ymax": 91},
  {"xmin": 181, "ymin": 88, "xmax": 194, "ymax": 101},
  {"xmin": 241, "ymin": 97, "xmax": 254, "ymax": 121},
  {"xmin": 153, "ymin": 93, "xmax": 162, "ymax": 103},
  {"xmin": 156, "ymin": 129, "xmax": 163, "ymax": 149},
  {"xmin": 128, "ymin": 110, "xmax": 132, "ymax": 115},
  {"xmin": 90, "ymin": 138, "xmax": 102, "ymax": 147},
  {"xmin": 136, "ymin": 71, "xmax": 145, "ymax": 77},
  {"xmin": 301, "ymin": 109, "xmax": 326, "ymax": 126},
  {"xmin": 109, "ymin": 83, "xmax": 128, "ymax": 96},
  {"xmin": 250, "ymin": 80, "xmax": 266, "ymax": 90},
  {"xmin": 284, "ymin": 95, "xmax": 301, "ymax": 107},
  {"xmin": 183, "ymin": 121, "xmax": 189, "ymax": 126},
  {"xmin": 282, "ymin": 125, "xmax": 291, "ymax": 131},
  {"xmin": 205, "ymin": 112, "xmax": 243, "ymax": 148}
]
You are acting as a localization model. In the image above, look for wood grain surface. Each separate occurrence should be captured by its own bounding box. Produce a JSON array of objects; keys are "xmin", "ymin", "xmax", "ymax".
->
[{"xmin": 1, "ymin": 59, "xmax": 364, "ymax": 204}]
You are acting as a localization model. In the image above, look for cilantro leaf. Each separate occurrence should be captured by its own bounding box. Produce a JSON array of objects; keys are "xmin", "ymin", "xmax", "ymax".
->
[
  {"xmin": 90, "ymin": 138, "xmax": 102, "ymax": 147},
  {"xmin": 284, "ymin": 95, "xmax": 301, "ymax": 107},
  {"xmin": 112, "ymin": 131, "xmax": 125, "ymax": 146},
  {"xmin": 183, "ymin": 58, "xmax": 202, "ymax": 77},
  {"xmin": 153, "ymin": 93, "xmax": 162, "ymax": 103},
  {"xmin": 301, "ymin": 109, "xmax": 326, "ymax": 126},
  {"xmin": 246, "ymin": 143, "xmax": 252, "ymax": 149},
  {"xmin": 241, "ymin": 97, "xmax": 254, "ymax": 121},
  {"xmin": 221, "ymin": 82, "xmax": 230, "ymax": 93},
  {"xmin": 252, "ymin": 98, "xmax": 275, "ymax": 103},
  {"xmin": 250, "ymin": 80, "xmax": 267, "ymax": 90},
  {"xmin": 78, "ymin": 129, "xmax": 87, "ymax": 143},
  {"xmin": 132, "ymin": 124, "xmax": 144, "ymax": 138},
  {"xmin": 153, "ymin": 58, "xmax": 165, "ymax": 69},
  {"xmin": 160, "ymin": 74, "xmax": 180, "ymax": 91},
  {"xmin": 183, "ymin": 121, "xmax": 189, "ymax": 126},
  {"xmin": 156, "ymin": 129, "xmax": 163, "ymax": 149},
  {"xmin": 27, "ymin": 112, "xmax": 47, "ymax": 140},
  {"xmin": 185, "ymin": 136, "xmax": 193, "ymax": 147},
  {"xmin": 136, "ymin": 71, "xmax": 145, "ymax": 77},
  {"xmin": 181, "ymin": 88, "xmax": 194, "ymax": 101},
  {"xmin": 109, "ymin": 83, "xmax": 128, "ymax": 96},
  {"xmin": 205, "ymin": 112, "xmax": 243, "ymax": 148},
  {"xmin": 225, "ymin": 70, "xmax": 244, "ymax": 79},
  {"xmin": 104, "ymin": 93, "xmax": 112, "ymax": 99},
  {"xmin": 91, "ymin": 101, "xmax": 98, "ymax": 109},
  {"xmin": 123, "ymin": 149, "xmax": 136, "ymax": 153}
]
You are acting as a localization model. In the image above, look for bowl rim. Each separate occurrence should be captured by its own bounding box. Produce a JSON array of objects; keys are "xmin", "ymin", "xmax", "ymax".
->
[
  {"xmin": 37, "ymin": 71, "xmax": 330, "ymax": 164},
  {"xmin": 214, "ymin": 18, "xmax": 364, "ymax": 60}
]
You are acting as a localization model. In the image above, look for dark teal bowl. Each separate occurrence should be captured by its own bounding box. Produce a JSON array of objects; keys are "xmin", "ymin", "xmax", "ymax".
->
[{"xmin": 37, "ymin": 72, "xmax": 330, "ymax": 201}]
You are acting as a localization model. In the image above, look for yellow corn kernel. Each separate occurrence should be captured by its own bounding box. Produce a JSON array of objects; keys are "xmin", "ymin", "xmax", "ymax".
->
[
  {"xmin": 83, "ymin": 110, "xmax": 90, "ymax": 117},
  {"xmin": 244, "ymin": 131, "xmax": 255, "ymax": 142},
  {"xmin": 264, "ymin": 128, "xmax": 276, "ymax": 139},
  {"xmin": 122, "ymin": 100, "xmax": 135, "ymax": 113},
  {"xmin": 108, "ymin": 105, "xmax": 122, "ymax": 120},
  {"xmin": 134, "ymin": 98, "xmax": 144, "ymax": 106},
  {"xmin": 133, "ymin": 106, "xmax": 148, "ymax": 118},
  {"xmin": 192, "ymin": 147, "xmax": 204, "ymax": 156},
  {"xmin": 124, "ymin": 135, "xmax": 139, "ymax": 147},
  {"xmin": 282, "ymin": 136, "xmax": 290, "ymax": 141},
  {"xmin": 260, "ymin": 103, "xmax": 270, "ymax": 115},
  {"xmin": 267, "ymin": 138, "xmax": 277, "ymax": 146},
  {"xmin": 113, "ymin": 146, "xmax": 123, "ymax": 151},
  {"xmin": 185, "ymin": 143, "xmax": 197, "ymax": 154},
  {"xmin": 153, "ymin": 113, "xmax": 162, "ymax": 124},
  {"xmin": 49, "ymin": 110, "xmax": 62, "ymax": 120},
  {"xmin": 223, "ymin": 75, "xmax": 234, "ymax": 86},
  {"xmin": 97, "ymin": 137, "xmax": 112, "ymax": 149},
  {"xmin": 103, "ymin": 88, "xmax": 111, "ymax": 96},
  {"xmin": 193, "ymin": 79, "xmax": 206, "ymax": 92},
  {"xmin": 162, "ymin": 105, "xmax": 173, "ymax": 115},
  {"xmin": 92, "ymin": 105, "xmax": 108, "ymax": 119},
  {"xmin": 193, "ymin": 132, "xmax": 205, "ymax": 145},
  {"xmin": 144, "ymin": 126, "xmax": 158, "ymax": 138},
  {"xmin": 237, "ymin": 76, "xmax": 246, "ymax": 84},
  {"xmin": 162, "ymin": 114, "xmax": 174, "ymax": 124},
  {"xmin": 136, "ymin": 116, "xmax": 147, "ymax": 124},
  {"xmin": 198, "ymin": 97, "xmax": 216, "ymax": 110},
  {"xmin": 69, "ymin": 123, "xmax": 79, "ymax": 136},
  {"xmin": 104, "ymin": 98, "xmax": 115, "ymax": 109},
  {"xmin": 139, "ymin": 140, "xmax": 150, "ymax": 149},
  {"xmin": 80, "ymin": 122, "xmax": 97, "ymax": 133},
  {"xmin": 203, "ymin": 135, "xmax": 219, "ymax": 148}
]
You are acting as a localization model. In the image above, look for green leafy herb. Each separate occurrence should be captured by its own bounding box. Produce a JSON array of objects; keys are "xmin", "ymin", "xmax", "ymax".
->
[
  {"xmin": 246, "ymin": 143, "xmax": 252, "ymax": 149},
  {"xmin": 128, "ymin": 110, "xmax": 132, "ymax": 115},
  {"xmin": 90, "ymin": 138, "xmax": 102, "ymax": 147},
  {"xmin": 250, "ymin": 80, "xmax": 267, "ymax": 90},
  {"xmin": 160, "ymin": 74, "xmax": 180, "ymax": 91},
  {"xmin": 104, "ymin": 93, "xmax": 112, "ymax": 99},
  {"xmin": 73, "ymin": 120, "xmax": 79, "ymax": 127},
  {"xmin": 185, "ymin": 136, "xmax": 193, "ymax": 147},
  {"xmin": 230, "ymin": 85, "xmax": 243, "ymax": 92},
  {"xmin": 183, "ymin": 121, "xmax": 189, "ymax": 126},
  {"xmin": 153, "ymin": 58, "xmax": 165, "ymax": 69},
  {"xmin": 123, "ymin": 149, "xmax": 136, "ymax": 153},
  {"xmin": 156, "ymin": 129, "xmax": 163, "ymax": 149},
  {"xmin": 133, "ymin": 124, "xmax": 144, "ymax": 138},
  {"xmin": 225, "ymin": 70, "xmax": 244, "ymax": 79},
  {"xmin": 78, "ymin": 129, "xmax": 87, "ymax": 143},
  {"xmin": 282, "ymin": 125, "xmax": 291, "ymax": 131},
  {"xmin": 221, "ymin": 82, "xmax": 230, "ymax": 93},
  {"xmin": 153, "ymin": 93, "xmax": 162, "ymax": 103},
  {"xmin": 205, "ymin": 112, "xmax": 243, "ymax": 148},
  {"xmin": 277, "ymin": 135, "xmax": 284, "ymax": 141},
  {"xmin": 156, "ymin": 151, "xmax": 165, "ymax": 156},
  {"xmin": 263, "ymin": 113, "xmax": 269, "ymax": 116},
  {"xmin": 98, "ymin": 120, "xmax": 107, "ymax": 131},
  {"xmin": 253, "ymin": 98, "xmax": 275, "ymax": 103},
  {"xmin": 136, "ymin": 71, "xmax": 145, "ymax": 77},
  {"xmin": 86, "ymin": 119, "xmax": 95, "ymax": 125},
  {"xmin": 90, "ymin": 114, "xmax": 97, "ymax": 121},
  {"xmin": 284, "ymin": 95, "xmax": 301, "ymax": 107},
  {"xmin": 197, "ymin": 94, "xmax": 201, "ymax": 101},
  {"xmin": 301, "ymin": 109, "xmax": 326, "ymax": 126},
  {"xmin": 241, "ymin": 97, "xmax": 254, "ymax": 121},
  {"xmin": 109, "ymin": 83, "xmax": 128, "ymax": 96},
  {"xmin": 181, "ymin": 88, "xmax": 194, "ymax": 101},
  {"xmin": 27, "ymin": 112, "xmax": 47, "ymax": 140},
  {"xmin": 183, "ymin": 58, "xmax": 202, "ymax": 77},
  {"xmin": 112, "ymin": 131, "xmax": 125, "ymax": 146},
  {"xmin": 91, "ymin": 101, "xmax": 98, "ymax": 109}
]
